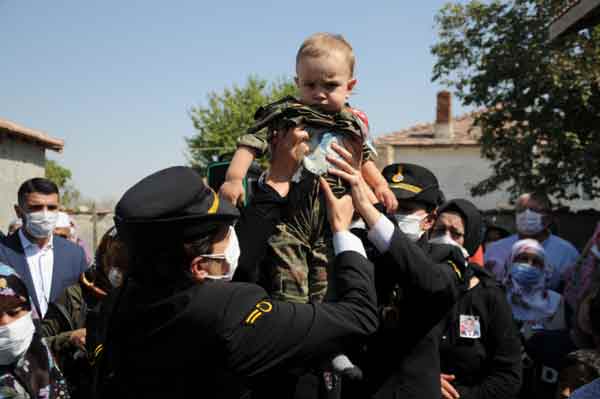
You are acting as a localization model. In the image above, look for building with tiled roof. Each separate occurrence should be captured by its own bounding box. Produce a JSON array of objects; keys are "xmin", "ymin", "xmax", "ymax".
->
[
  {"xmin": 374, "ymin": 91, "xmax": 600, "ymax": 211},
  {"xmin": 0, "ymin": 118, "xmax": 64, "ymax": 230}
]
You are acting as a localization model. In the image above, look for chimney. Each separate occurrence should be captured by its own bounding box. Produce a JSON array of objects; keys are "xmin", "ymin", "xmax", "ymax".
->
[{"xmin": 434, "ymin": 90, "xmax": 454, "ymax": 139}]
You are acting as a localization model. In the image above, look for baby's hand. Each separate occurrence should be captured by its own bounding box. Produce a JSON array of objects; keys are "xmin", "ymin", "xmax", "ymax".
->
[
  {"xmin": 219, "ymin": 180, "xmax": 245, "ymax": 207},
  {"xmin": 374, "ymin": 184, "xmax": 398, "ymax": 213}
]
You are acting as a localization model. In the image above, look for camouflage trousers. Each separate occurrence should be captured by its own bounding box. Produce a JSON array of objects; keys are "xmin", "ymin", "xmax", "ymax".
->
[{"xmin": 265, "ymin": 174, "xmax": 340, "ymax": 304}]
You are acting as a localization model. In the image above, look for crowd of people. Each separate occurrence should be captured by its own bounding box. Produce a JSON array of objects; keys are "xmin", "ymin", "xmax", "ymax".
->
[{"xmin": 0, "ymin": 32, "xmax": 598, "ymax": 399}]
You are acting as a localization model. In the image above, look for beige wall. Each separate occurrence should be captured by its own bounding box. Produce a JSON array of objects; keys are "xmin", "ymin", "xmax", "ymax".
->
[
  {"xmin": 0, "ymin": 137, "xmax": 46, "ymax": 231},
  {"xmin": 70, "ymin": 213, "xmax": 115, "ymax": 256}
]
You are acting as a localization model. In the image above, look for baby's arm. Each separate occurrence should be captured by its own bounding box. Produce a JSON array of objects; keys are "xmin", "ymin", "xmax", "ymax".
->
[
  {"xmin": 220, "ymin": 146, "xmax": 256, "ymax": 206},
  {"xmin": 361, "ymin": 160, "xmax": 398, "ymax": 213}
]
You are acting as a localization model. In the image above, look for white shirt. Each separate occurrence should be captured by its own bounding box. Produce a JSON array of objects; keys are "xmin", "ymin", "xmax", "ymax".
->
[
  {"xmin": 18, "ymin": 229, "xmax": 54, "ymax": 317},
  {"xmin": 333, "ymin": 231, "xmax": 367, "ymax": 258},
  {"xmin": 484, "ymin": 233, "xmax": 580, "ymax": 290}
]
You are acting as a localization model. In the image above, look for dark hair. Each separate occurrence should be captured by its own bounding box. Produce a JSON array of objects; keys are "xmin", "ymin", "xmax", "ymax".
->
[
  {"xmin": 18, "ymin": 178, "xmax": 59, "ymax": 206},
  {"xmin": 126, "ymin": 225, "xmax": 222, "ymax": 290},
  {"xmin": 96, "ymin": 227, "xmax": 129, "ymax": 275}
]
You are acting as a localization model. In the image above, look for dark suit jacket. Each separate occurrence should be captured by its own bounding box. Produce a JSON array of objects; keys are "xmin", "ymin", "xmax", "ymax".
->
[{"xmin": 0, "ymin": 229, "xmax": 89, "ymax": 315}]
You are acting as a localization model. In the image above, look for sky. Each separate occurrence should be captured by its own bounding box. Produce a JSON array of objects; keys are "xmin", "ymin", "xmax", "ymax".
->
[{"xmin": 0, "ymin": 0, "xmax": 471, "ymax": 202}]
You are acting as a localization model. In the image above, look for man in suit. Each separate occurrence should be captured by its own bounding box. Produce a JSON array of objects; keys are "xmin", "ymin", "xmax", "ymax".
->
[{"xmin": 0, "ymin": 177, "xmax": 88, "ymax": 317}]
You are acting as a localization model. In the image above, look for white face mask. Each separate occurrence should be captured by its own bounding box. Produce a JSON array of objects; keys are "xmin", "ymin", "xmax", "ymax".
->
[
  {"xmin": 394, "ymin": 213, "xmax": 426, "ymax": 242},
  {"xmin": 23, "ymin": 209, "xmax": 58, "ymax": 239},
  {"xmin": 429, "ymin": 232, "xmax": 470, "ymax": 259},
  {"xmin": 515, "ymin": 209, "xmax": 545, "ymax": 236},
  {"xmin": 203, "ymin": 226, "xmax": 241, "ymax": 282},
  {"xmin": 108, "ymin": 268, "xmax": 124, "ymax": 288},
  {"xmin": 0, "ymin": 312, "xmax": 35, "ymax": 365}
]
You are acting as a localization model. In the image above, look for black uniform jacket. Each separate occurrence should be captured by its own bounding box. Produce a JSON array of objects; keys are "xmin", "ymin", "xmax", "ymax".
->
[
  {"xmin": 99, "ymin": 250, "xmax": 378, "ymax": 398},
  {"xmin": 440, "ymin": 266, "xmax": 522, "ymax": 399},
  {"xmin": 358, "ymin": 228, "xmax": 466, "ymax": 399}
]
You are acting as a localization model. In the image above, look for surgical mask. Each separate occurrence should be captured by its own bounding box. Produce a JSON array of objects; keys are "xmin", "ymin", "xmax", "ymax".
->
[
  {"xmin": 108, "ymin": 268, "xmax": 124, "ymax": 288},
  {"xmin": 394, "ymin": 213, "xmax": 425, "ymax": 242},
  {"xmin": 516, "ymin": 209, "xmax": 545, "ymax": 235},
  {"xmin": 429, "ymin": 233, "xmax": 470, "ymax": 259},
  {"xmin": 0, "ymin": 312, "xmax": 35, "ymax": 365},
  {"xmin": 23, "ymin": 209, "xmax": 58, "ymax": 239},
  {"xmin": 510, "ymin": 262, "xmax": 544, "ymax": 289},
  {"xmin": 204, "ymin": 227, "xmax": 241, "ymax": 282}
]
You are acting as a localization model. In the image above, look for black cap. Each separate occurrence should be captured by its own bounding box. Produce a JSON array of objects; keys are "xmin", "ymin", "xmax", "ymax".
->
[
  {"xmin": 115, "ymin": 166, "xmax": 239, "ymax": 242},
  {"xmin": 382, "ymin": 163, "xmax": 443, "ymax": 208}
]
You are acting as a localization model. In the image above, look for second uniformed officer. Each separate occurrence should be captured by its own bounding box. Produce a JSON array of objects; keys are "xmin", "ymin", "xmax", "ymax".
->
[{"xmin": 93, "ymin": 166, "xmax": 378, "ymax": 398}]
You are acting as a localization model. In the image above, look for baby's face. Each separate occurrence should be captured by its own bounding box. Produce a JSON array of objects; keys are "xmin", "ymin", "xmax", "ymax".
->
[{"xmin": 295, "ymin": 51, "xmax": 356, "ymax": 113}]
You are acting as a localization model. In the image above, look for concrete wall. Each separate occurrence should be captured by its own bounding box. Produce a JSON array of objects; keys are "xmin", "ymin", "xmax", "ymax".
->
[
  {"xmin": 385, "ymin": 146, "xmax": 510, "ymax": 211},
  {"xmin": 70, "ymin": 213, "xmax": 115, "ymax": 257},
  {"xmin": 0, "ymin": 136, "xmax": 46, "ymax": 231},
  {"xmin": 376, "ymin": 145, "xmax": 600, "ymax": 212}
]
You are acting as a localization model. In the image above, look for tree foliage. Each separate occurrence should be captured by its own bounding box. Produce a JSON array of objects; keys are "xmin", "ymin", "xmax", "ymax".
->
[
  {"xmin": 45, "ymin": 160, "xmax": 81, "ymax": 209},
  {"xmin": 187, "ymin": 76, "xmax": 297, "ymax": 174},
  {"xmin": 432, "ymin": 0, "xmax": 600, "ymax": 202}
]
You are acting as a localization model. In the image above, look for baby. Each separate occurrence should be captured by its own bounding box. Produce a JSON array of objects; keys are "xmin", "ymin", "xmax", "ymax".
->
[{"xmin": 221, "ymin": 33, "xmax": 396, "ymax": 380}]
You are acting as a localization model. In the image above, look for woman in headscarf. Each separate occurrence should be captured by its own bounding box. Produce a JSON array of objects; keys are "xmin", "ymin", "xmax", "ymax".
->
[
  {"xmin": 433, "ymin": 199, "xmax": 522, "ymax": 399},
  {"xmin": 505, "ymin": 238, "xmax": 566, "ymax": 339},
  {"xmin": 0, "ymin": 262, "xmax": 69, "ymax": 398},
  {"xmin": 41, "ymin": 227, "xmax": 128, "ymax": 398}
]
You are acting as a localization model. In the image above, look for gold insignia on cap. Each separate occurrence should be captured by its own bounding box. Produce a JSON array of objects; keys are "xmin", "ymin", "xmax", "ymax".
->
[
  {"xmin": 207, "ymin": 191, "xmax": 219, "ymax": 214},
  {"xmin": 389, "ymin": 182, "xmax": 423, "ymax": 193},
  {"xmin": 391, "ymin": 166, "xmax": 404, "ymax": 183},
  {"xmin": 0, "ymin": 279, "xmax": 7, "ymax": 289}
]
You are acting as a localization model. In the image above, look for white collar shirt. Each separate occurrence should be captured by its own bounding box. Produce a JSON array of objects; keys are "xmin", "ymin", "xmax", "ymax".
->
[{"xmin": 18, "ymin": 229, "xmax": 54, "ymax": 317}]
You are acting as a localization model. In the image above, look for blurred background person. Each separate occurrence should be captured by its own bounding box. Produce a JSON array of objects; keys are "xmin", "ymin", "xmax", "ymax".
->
[
  {"xmin": 485, "ymin": 192, "xmax": 579, "ymax": 291},
  {"xmin": 42, "ymin": 227, "xmax": 128, "ymax": 399},
  {"xmin": 556, "ymin": 350, "xmax": 600, "ymax": 399}
]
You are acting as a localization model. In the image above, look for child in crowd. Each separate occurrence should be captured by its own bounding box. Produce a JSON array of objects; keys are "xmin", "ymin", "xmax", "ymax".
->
[
  {"xmin": 221, "ymin": 33, "xmax": 395, "ymax": 303},
  {"xmin": 220, "ymin": 33, "xmax": 396, "ymax": 380}
]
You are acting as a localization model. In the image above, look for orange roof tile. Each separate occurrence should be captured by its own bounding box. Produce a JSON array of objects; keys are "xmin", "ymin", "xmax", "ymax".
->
[
  {"xmin": 0, "ymin": 118, "xmax": 64, "ymax": 152},
  {"xmin": 375, "ymin": 111, "xmax": 482, "ymax": 147}
]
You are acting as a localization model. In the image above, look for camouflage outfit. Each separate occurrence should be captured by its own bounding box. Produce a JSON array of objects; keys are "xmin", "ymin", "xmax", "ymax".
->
[{"xmin": 238, "ymin": 96, "xmax": 372, "ymax": 303}]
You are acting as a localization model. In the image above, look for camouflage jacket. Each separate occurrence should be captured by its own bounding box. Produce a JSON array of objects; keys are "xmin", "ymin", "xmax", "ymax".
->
[{"xmin": 237, "ymin": 96, "xmax": 374, "ymax": 162}]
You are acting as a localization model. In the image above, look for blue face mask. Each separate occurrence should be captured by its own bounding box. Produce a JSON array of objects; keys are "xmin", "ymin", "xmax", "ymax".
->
[{"xmin": 510, "ymin": 262, "xmax": 544, "ymax": 288}]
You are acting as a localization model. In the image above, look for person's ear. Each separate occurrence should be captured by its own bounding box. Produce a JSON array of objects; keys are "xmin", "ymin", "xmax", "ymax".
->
[
  {"xmin": 421, "ymin": 211, "xmax": 436, "ymax": 232},
  {"xmin": 346, "ymin": 78, "xmax": 357, "ymax": 95},
  {"xmin": 14, "ymin": 204, "xmax": 23, "ymax": 219},
  {"xmin": 189, "ymin": 257, "xmax": 208, "ymax": 282}
]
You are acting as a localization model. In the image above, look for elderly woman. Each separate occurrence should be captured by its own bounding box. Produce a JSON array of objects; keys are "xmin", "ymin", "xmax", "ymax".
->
[
  {"xmin": 505, "ymin": 238, "xmax": 567, "ymax": 339},
  {"xmin": 433, "ymin": 199, "xmax": 522, "ymax": 399},
  {"xmin": 0, "ymin": 263, "xmax": 69, "ymax": 398}
]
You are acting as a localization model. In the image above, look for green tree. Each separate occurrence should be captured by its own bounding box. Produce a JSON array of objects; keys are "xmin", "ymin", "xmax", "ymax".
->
[
  {"xmin": 187, "ymin": 76, "xmax": 297, "ymax": 174},
  {"xmin": 45, "ymin": 160, "xmax": 81, "ymax": 208},
  {"xmin": 45, "ymin": 160, "xmax": 71, "ymax": 188},
  {"xmin": 432, "ymin": 0, "xmax": 600, "ymax": 202}
]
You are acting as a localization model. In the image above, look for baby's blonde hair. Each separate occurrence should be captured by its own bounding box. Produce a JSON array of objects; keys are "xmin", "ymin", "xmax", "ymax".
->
[{"xmin": 296, "ymin": 33, "xmax": 355, "ymax": 76}]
